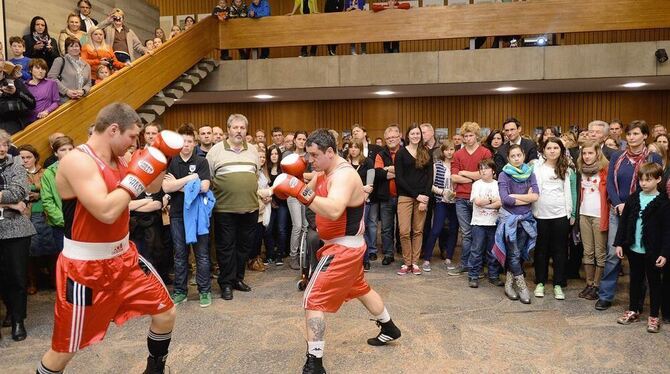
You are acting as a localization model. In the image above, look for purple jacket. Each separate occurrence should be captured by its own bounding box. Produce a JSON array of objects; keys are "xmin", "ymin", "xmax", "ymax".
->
[
  {"xmin": 25, "ymin": 79, "xmax": 60, "ymax": 123},
  {"xmin": 498, "ymin": 171, "xmax": 539, "ymax": 216}
]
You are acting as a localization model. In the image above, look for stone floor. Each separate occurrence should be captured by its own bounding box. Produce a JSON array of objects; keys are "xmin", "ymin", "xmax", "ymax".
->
[{"xmin": 3, "ymin": 257, "xmax": 670, "ymax": 373}]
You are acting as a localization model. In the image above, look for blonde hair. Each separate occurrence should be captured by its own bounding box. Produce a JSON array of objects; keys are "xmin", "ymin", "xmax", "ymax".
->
[
  {"xmin": 460, "ymin": 122, "xmax": 481, "ymax": 138},
  {"xmin": 577, "ymin": 140, "xmax": 608, "ymax": 172}
]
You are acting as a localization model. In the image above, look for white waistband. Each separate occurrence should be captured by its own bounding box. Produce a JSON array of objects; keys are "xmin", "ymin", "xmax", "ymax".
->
[
  {"xmin": 323, "ymin": 235, "xmax": 365, "ymax": 247},
  {"xmin": 62, "ymin": 234, "xmax": 130, "ymax": 261}
]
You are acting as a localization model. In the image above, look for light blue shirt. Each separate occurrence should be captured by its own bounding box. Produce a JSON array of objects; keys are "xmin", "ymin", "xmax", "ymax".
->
[{"xmin": 631, "ymin": 191, "xmax": 659, "ymax": 254}]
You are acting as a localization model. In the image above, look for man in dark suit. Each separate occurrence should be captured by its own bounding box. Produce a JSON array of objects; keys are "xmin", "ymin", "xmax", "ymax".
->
[
  {"xmin": 77, "ymin": 0, "xmax": 99, "ymax": 32},
  {"xmin": 495, "ymin": 117, "xmax": 538, "ymax": 174}
]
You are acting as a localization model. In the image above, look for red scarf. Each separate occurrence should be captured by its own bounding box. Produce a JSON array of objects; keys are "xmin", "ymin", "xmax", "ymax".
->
[{"xmin": 613, "ymin": 146, "xmax": 649, "ymax": 196}]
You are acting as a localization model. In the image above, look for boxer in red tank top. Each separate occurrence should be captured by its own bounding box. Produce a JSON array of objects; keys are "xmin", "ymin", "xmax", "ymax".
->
[
  {"xmin": 271, "ymin": 129, "xmax": 401, "ymax": 374},
  {"xmin": 37, "ymin": 103, "xmax": 177, "ymax": 374}
]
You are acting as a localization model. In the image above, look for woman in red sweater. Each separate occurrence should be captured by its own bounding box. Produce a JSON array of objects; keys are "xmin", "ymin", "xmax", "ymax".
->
[{"xmin": 81, "ymin": 27, "xmax": 126, "ymax": 83}]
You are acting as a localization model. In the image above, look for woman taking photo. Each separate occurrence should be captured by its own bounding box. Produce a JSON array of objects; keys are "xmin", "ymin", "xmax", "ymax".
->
[
  {"xmin": 25, "ymin": 58, "xmax": 59, "ymax": 123},
  {"xmin": 531, "ymin": 137, "xmax": 576, "ymax": 300},
  {"xmin": 47, "ymin": 37, "xmax": 91, "ymax": 103},
  {"xmin": 285, "ymin": 131, "xmax": 309, "ymax": 270},
  {"xmin": 17, "ymin": 145, "xmax": 56, "ymax": 295},
  {"xmin": 347, "ymin": 140, "xmax": 374, "ymax": 270},
  {"xmin": 23, "ymin": 16, "xmax": 60, "ymax": 69},
  {"xmin": 81, "ymin": 27, "xmax": 127, "ymax": 83},
  {"xmin": 57, "ymin": 13, "xmax": 87, "ymax": 56},
  {"xmin": 395, "ymin": 124, "xmax": 433, "ymax": 276},
  {"xmin": 496, "ymin": 144, "xmax": 539, "ymax": 304},
  {"xmin": 0, "ymin": 129, "xmax": 37, "ymax": 341}
]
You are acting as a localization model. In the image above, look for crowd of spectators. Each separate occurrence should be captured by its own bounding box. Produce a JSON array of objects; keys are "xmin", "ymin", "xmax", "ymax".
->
[
  {"xmin": 0, "ymin": 0, "xmax": 201, "ymax": 136},
  {"xmin": 2, "ymin": 112, "xmax": 670, "ymax": 341}
]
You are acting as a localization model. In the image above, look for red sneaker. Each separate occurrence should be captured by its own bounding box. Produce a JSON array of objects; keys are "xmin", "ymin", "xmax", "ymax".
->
[
  {"xmin": 411, "ymin": 264, "xmax": 422, "ymax": 275},
  {"xmin": 397, "ymin": 265, "xmax": 410, "ymax": 276}
]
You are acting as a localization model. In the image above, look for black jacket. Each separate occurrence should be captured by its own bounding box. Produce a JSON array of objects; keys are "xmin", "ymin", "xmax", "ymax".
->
[
  {"xmin": 613, "ymin": 190, "xmax": 670, "ymax": 259},
  {"xmin": 22, "ymin": 34, "xmax": 61, "ymax": 69},
  {"xmin": 371, "ymin": 146, "xmax": 397, "ymax": 202},
  {"xmin": 79, "ymin": 15, "xmax": 99, "ymax": 33},
  {"xmin": 0, "ymin": 79, "xmax": 36, "ymax": 135},
  {"xmin": 494, "ymin": 138, "xmax": 538, "ymax": 174}
]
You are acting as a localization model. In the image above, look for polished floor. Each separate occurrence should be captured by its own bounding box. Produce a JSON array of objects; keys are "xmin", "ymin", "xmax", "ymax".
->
[{"xmin": 2, "ymin": 256, "xmax": 669, "ymax": 373}]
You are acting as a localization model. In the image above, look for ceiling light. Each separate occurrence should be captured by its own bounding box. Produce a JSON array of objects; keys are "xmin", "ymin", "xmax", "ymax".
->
[
  {"xmin": 253, "ymin": 94, "xmax": 274, "ymax": 99},
  {"xmin": 622, "ymin": 82, "xmax": 647, "ymax": 88},
  {"xmin": 495, "ymin": 86, "xmax": 518, "ymax": 92},
  {"xmin": 374, "ymin": 90, "xmax": 395, "ymax": 96}
]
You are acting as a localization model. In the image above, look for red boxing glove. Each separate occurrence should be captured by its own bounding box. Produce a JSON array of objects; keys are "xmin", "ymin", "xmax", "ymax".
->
[
  {"xmin": 119, "ymin": 147, "xmax": 167, "ymax": 197},
  {"xmin": 152, "ymin": 130, "xmax": 183, "ymax": 157},
  {"xmin": 272, "ymin": 173, "xmax": 315, "ymax": 205},
  {"xmin": 280, "ymin": 153, "xmax": 307, "ymax": 177}
]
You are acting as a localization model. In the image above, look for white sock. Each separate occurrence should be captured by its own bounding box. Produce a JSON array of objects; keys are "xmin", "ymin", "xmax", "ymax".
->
[
  {"xmin": 308, "ymin": 341, "xmax": 325, "ymax": 358},
  {"xmin": 374, "ymin": 307, "xmax": 391, "ymax": 323}
]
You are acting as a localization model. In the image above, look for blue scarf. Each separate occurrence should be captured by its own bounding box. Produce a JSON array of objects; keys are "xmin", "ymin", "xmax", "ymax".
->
[{"xmin": 502, "ymin": 163, "xmax": 533, "ymax": 182}]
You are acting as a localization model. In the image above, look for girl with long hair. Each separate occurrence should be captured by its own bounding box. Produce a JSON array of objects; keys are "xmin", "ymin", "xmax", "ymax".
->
[
  {"xmin": 531, "ymin": 137, "xmax": 576, "ymax": 300},
  {"xmin": 395, "ymin": 124, "xmax": 433, "ymax": 275},
  {"xmin": 576, "ymin": 141, "xmax": 609, "ymax": 300},
  {"xmin": 264, "ymin": 145, "xmax": 289, "ymax": 265},
  {"xmin": 81, "ymin": 27, "xmax": 126, "ymax": 83},
  {"xmin": 23, "ymin": 16, "xmax": 60, "ymax": 68},
  {"xmin": 347, "ymin": 140, "xmax": 374, "ymax": 270},
  {"xmin": 285, "ymin": 131, "xmax": 309, "ymax": 270}
]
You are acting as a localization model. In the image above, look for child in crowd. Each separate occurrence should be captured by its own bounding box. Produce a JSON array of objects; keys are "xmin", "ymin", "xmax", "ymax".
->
[
  {"xmin": 576, "ymin": 141, "xmax": 609, "ymax": 300},
  {"xmin": 495, "ymin": 145, "xmax": 539, "ymax": 304},
  {"xmin": 145, "ymin": 39, "xmax": 155, "ymax": 51},
  {"xmin": 531, "ymin": 137, "xmax": 575, "ymax": 300},
  {"xmin": 614, "ymin": 162, "xmax": 670, "ymax": 333},
  {"xmin": 467, "ymin": 158, "xmax": 502, "ymax": 288},
  {"xmin": 422, "ymin": 141, "xmax": 458, "ymax": 271},
  {"xmin": 153, "ymin": 38, "xmax": 163, "ymax": 49},
  {"xmin": 95, "ymin": 64, "xmax": 111, "ymax": 85},
  {"xmin": 9, "ymin": 36, "xmax": 31, "ymax": 81}
]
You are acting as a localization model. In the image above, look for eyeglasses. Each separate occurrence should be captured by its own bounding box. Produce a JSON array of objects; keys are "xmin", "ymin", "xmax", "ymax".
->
[{"xmin": 384, "ymin": 136, "xmax": 400, "ymax": 140}]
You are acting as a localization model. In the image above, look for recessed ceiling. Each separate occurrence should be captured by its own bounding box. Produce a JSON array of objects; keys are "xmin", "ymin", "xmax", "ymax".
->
[{"xmin": 176, "ymin": 76, "xmax": 670, "ymax": 104}]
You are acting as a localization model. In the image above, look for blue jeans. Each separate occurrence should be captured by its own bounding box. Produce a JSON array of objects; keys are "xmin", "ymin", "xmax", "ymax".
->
[
  {"xmin": 468, "ymin": 225, "xmax": 501, "ymax": 279},
  {"xmin": 170, "ymin": 217, "xmax": 211, "ymax": 294},
  {"xmin": 506, "ymin": 226, "xmax": 529, "ymax": 276},
  {"xmin": 599, "ymin": 207, "xmax": 623, "ymax": 302},
  {"xmin": 422, "ymin": 202, "xmax": 458, "ymax": 261},
  {"xmin": 264, "ymin": 205, "xmax": 289, "ymax": 260},
  {"xmin": 455, "ymin": 198, "xmax": 473, "ymax": 268},
  {"xmin": 364, "ymin": 202, "xmax": 380, "ymax": 258},
  {"xmin": 379, "ymin": 197, "xmax": 398, "ymax": 257}
]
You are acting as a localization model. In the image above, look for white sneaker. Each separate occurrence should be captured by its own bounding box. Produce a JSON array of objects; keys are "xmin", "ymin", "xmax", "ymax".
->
[{"xmin": 422, "ymin": 261, "xmax": 431, "ymax": 272}]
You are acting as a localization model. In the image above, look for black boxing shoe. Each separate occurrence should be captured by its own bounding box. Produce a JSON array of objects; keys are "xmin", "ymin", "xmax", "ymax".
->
[
  {"xmin": 302, "ymin": 353, "xmax": 326, "ymax": 374},
  {"xmin": 143, "ymin": 354, "xmax": 168, "ymax": 374},
  {"xmin": 233, "ymin": 280, "xmax": 251, "ymax": 292},
  {"xmin": 367, "ymin": 319, "xmax": 401, "ymax": 346},
  {"xmin": 12, "ymin": 320, "xmax": 27, "ymax": 341}
]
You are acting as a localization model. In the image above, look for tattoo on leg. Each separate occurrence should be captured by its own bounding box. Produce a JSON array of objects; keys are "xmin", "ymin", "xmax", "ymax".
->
[{"xmin": 307, "ymin": 317, "xmax": 326, "ymax": 341}]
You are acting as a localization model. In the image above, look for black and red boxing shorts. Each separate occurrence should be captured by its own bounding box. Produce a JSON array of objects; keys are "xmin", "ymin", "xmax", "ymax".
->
[
  {"xmin": 302, "ymin": 236, "xmax": 371, "ymax": 313},
  {"xmin": 51, "ymin": 236, "xmax": 173, "ymax": 353}
]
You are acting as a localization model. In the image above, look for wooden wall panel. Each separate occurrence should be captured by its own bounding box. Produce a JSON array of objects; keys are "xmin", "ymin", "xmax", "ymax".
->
[
  {"xmin": 159, "ymin": 91, "xmax": 670, "ymax": 140},
  {"xmin": 148, "ymin": 1, "xmax": 670, "ymax": 59}
]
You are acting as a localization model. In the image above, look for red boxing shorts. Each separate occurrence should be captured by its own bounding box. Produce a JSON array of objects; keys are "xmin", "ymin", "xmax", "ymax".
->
[
  {"xmin": 51, "ymin": 237, "xmax": 173, "ymax": 353},
  {"xmin": 303, "ymin": 236, "xmax": 371, "ymax": 313}
]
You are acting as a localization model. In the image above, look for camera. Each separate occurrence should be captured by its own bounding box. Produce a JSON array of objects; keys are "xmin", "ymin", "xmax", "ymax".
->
[
  {"xmin": 0, "ymin": 78, "xmax": 14, "ymax": 89},
  {"xmin": 112, "ymin": 16, "xmax": 122, "ymax": 21}
]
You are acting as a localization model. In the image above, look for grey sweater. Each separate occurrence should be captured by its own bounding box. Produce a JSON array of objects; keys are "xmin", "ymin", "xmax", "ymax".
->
[
  {"xmin": 47, "ymin": 55, "xmax": 92, "ymax": 97},
  {"xmin": 0, "ymin": 155, "xmax": 37, "ymax": 239}
]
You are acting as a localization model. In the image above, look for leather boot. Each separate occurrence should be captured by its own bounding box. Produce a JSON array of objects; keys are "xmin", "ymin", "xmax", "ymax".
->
[
  {"xmin": 514, "ymin": 274, "xmax": 531, "ymax": 304},
  {"xmin": 12, "ymin": 319, "xmax": 27, "ymax": 341},
  {"xmin": 584, "ymin": 264, "xmax": 595, "ymax": 286},
  {"xmin": 505, "ymin": 271, "xmax": 519, "ymax": 300}
]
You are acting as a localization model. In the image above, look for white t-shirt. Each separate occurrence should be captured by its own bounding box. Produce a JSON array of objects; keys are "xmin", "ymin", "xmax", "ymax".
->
[
  {"xmin": 580, "ymin": 173, "xmax": 601, "ymax": 218},
  {"xmin": 534, "ymin": 164, "xmax": 568, "ymax": 219},
  {"xmin": 470, "ymin": 179, "xmax": 500, "ymax": 226}
]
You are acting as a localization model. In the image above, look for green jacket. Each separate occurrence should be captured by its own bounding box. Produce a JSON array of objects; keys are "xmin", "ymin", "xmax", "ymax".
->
[{"xmin": 40, "ymin": 162, "xmax": 63, "ymax": 227}]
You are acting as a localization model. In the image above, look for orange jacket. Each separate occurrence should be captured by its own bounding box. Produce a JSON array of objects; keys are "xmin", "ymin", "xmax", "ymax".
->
[{"xmin": 81, "ymin": 44, "xmax": 125, "ymax": 80}]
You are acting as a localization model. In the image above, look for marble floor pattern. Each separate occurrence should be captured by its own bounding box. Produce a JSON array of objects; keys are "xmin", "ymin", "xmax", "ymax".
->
[{"xmin": 2, "ymin": 257, "xmax": 669, "ymax": 373}]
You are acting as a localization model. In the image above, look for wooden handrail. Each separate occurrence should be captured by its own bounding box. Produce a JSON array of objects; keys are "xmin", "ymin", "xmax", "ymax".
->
[
  {"xmin": 12, "ymin": 16, "xmax": 219, "ymax": 157},
  {"xmin": 219, "ymin": 0, "xmax": 670, "ymax": 49}
]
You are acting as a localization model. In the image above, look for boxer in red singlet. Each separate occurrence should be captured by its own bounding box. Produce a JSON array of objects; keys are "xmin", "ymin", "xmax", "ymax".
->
[
  {"xmin": 272, "ymin": 129, "xmax": 401, "ymax": 374},
  {"xmin": 36, "ymin": 103, "xmax": 180, "ymax": 374}
]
